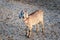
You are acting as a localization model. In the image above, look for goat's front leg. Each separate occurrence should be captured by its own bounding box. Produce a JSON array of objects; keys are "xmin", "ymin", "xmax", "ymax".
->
[
  {"xmin": 25, "ymin": 26, "xmax": 29, "ymax": 37},
  {"xmin": 28, "ymin": 25, "xmax": 32, "ymax": 38}
]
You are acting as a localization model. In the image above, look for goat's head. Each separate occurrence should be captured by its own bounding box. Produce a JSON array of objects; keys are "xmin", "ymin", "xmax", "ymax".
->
[{"xmin": 19, "ymin": 9, "xmax": 28, "ymax": 19}]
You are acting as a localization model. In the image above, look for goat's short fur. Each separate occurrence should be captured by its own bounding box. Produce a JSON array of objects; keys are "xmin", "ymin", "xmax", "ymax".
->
[{"xmin": 19, "ymin": 9, "xmax": 44, "ymax": 38}]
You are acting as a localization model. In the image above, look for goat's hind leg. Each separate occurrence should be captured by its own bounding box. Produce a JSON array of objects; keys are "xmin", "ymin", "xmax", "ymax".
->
[
  {"xmin": 41, "ymin": 21, "xmax": 45, "ymax": 35},
  {"xmin": 36, "ymin": 24, "xmax": 39, "ymax": 33}
]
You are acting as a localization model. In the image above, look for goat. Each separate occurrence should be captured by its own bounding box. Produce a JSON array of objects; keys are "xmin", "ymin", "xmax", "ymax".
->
[{"xmin": 19, "ymin": 9, "xmax": 44, "ymax": 38}]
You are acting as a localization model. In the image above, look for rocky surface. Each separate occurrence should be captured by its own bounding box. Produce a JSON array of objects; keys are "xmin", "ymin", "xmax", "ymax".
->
[{"xmin": 0, "ymin": 0, "xmax": 60, "ymax": 40}]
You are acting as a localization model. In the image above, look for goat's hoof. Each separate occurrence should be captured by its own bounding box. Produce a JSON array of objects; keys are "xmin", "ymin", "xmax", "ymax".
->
[
  {"xmin": 25, "ymin": 35, "xmax": 29, "ymax": 38},
  {"xmin": 25, "ymin": 34, "xmax": 30, "ymax": 38},
  {"xmin": 41, "ymin": 30, "xmax": 44, "ymax": 34},
  {"xmin": 36, "ymin": 33, "xmax": 39, "ymax": 35},
  {"xmin": 26, "ymin": 35, "xmax": 31, "ymax": 38},
  {"xmin": 36, "ymin": 31, "xmax": 39, "ymax": 35},
  {"xmin": 28, "ymin": 36, "xmax": 31, "ymax": 38},
  {"xmin": 42, "ymin": 33, "xmax": 44, "ymax": 35},
  {"xmin": 42, "ymin": 30, "xmax": 43, "ymax": 33}
]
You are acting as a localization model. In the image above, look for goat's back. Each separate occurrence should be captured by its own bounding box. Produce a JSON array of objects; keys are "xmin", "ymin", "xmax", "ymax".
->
[{"xmin": 26, "ymin": 10, "xmax": 44, "ymax": 25}]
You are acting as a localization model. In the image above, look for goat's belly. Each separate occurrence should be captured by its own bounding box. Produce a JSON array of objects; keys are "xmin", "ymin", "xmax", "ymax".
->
[{"xmin": 30, "ymin": 19, "xmax": 40, "ymax": 25}]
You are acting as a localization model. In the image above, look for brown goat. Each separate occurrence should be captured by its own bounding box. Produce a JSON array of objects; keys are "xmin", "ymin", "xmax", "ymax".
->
[{"xmin": 19, "ymin": 9, "xmax": 44, "ymax": 38}]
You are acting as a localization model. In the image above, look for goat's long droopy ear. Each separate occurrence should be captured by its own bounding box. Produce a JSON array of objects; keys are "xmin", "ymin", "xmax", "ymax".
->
[{"xmin": 19, "ymin": 10, "xmax": 23, "ymax": 18}]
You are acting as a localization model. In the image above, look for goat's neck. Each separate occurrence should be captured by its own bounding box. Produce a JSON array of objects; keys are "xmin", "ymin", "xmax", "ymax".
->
[
  {"xmin": 24, "ymin": 18, "xmax": 28, "ymax": 21},
  {"xmin": 23, "ymin": 17, "xmax": 28, "ymax": 23}
]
